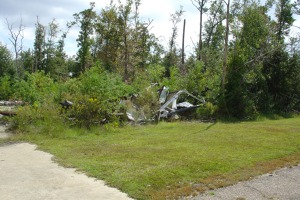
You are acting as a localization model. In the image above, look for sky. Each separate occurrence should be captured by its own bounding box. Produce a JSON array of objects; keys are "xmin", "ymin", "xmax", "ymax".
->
[{"xmin": 0, "ymin": 0, "xmax": 299, "ymax": 57}]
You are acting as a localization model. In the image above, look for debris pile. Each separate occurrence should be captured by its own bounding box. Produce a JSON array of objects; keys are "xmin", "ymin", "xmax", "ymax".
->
[
  {"xmin": 157, "ymin": 87, "xmax": 205, "ymax": 121},
  {"xmin": 122, "ymin": 86, "xmax": 205, "ymax": 124},
  {"xmin": 58, "ymin": 86, "xmax": 206, "ymax": 125}
]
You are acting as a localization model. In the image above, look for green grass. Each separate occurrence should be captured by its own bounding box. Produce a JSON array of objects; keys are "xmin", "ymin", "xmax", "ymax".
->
[{"xmin": 7, "ymin": 117, "xmax": 300, "ymax": 199}]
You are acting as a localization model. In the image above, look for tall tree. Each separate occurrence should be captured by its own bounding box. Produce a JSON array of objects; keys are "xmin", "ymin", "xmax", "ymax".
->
[
  {"xmin": 0, "ymin": 43, "xmax": 14, "ymax": 77},
  {"xmin": 94, "ymin": 0, "xmax": 158, "ymax": 81},
  {"xmin": 73, "ymin": 2, "xmax": 97, "ymax": 75},
  {"xmin": 260, "ymin": 0, "xmax": 295, "ymax": 112},
  {"xmin": 33, "ymin": 17, "xmax": 46, "ymax": 72},
  {"xmin": 191, "ymin": 0, "xmax": 209, "ymax": 60},
  {"xmin": 222, "ymin": 0, "xmax": 230, "ymax": 92},
  {"xmin": 118, "ymin": 0, "xmax": 133, "ymax": 81},
  {"xmin": 203, "ymin": 0, "xmax": 225, "ymax": 49},
  {"xmin": 275, "ymin": 0, "xmax": 295, "ymax": 41},
  {"xmin": 169, "ymin": 7, "xmax": 184, "ymax": 53},
  {"xmin": 225, "ymin": 3, "xmax": 272, "ymax": 117},
  {"xmin": 201, "ymin": 0, "xmax": 225, "ymax": 82},
  {"xmin": 131, "ymin": 0, "xmax": 154, "ymax": 70},
  {"xmin": 44, "ymin": 19, "xmax": 59, "ymax": 75},
  {"xmin": 95, "ymin": 2, "xmax": 121, "ymax": 72},
  {"xmin": 20, "ymin": 49, "xmax": 34, "ymax": 73},
  {"xmin": 164, "ymin": 6, "xmax": 184, "ymax": 77}
]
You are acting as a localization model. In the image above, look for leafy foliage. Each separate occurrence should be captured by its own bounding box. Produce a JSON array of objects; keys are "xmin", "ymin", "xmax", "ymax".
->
[
  {"xmin": 73, "ymin": 2, "xmax": 97, "ymax": 75},
  {"xmin": 1, "ymin": 0, "xmax": 299, "ymax": 126},
  {"xmin": 0, "ymin": 43, "xmax": 14, "ymax": 77},
  {"xmin": 11, "ymin": 97, "xmax": 64, "ymax": 135},
  {"xmin": 68, "ymin": 96, "xmax": 120, "ymax": 128},
  {"xmin": 64, "ymin": 65, "xmax": 134, "ymax": 128},
  {"xmin": 0, "ymin": 75, "xmax": 13, "ymax": 99},
  {"xmin": 197, "ymin": 102, "xmax": 218, "ymax": 119},
  {"xmin": 13, "ymin": 71, "xmax": 58, "ymax": 104}
]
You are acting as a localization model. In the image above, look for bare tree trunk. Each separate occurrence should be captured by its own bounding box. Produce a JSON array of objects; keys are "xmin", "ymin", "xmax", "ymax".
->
[
  {"xmin": 5, "ymin": 17, "xmax": 24, "ymax": 77},
  {"xmin": 222, "ymin": 0, "xmax": 230, "ymax": 92},
  {"xmin": 180, "ymin": 19, "xmax": 187, "ymax": 75},
  {"xmin": 198, "ymin": 9, "xmax": 203, "ymax": 60},
  {"xmin": 181, "ymin": 19, "xmax": 186, "ymax": 65},
  {"xmin": 191, "ymin": 0, "xmax": 207, "ymax": 61},
  {"xmin": 124, "ymin": 30, "xmax": 129, "ymax": 81}
]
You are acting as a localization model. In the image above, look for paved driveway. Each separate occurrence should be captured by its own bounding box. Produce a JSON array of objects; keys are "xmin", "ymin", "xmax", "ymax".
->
[
  {"xmin": 191, "ymin": 164, "xmax": 300, "ymax": 200},
  {"xmin": 0, "ymin": 142, "xmax": 133, "ymax": 200}
]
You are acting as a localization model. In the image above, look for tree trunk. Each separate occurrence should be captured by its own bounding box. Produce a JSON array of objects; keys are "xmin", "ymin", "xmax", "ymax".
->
[
  {"xmin": 198, "ymin": 9, "xmax": 203, "ymax": 61},
  {"xmin": 222, "ymin": 0, "xmax": 230, "ymax": 92},
  {"xmin": 182, "ymin": 19, "xmax": 186, "ymax": 65}
]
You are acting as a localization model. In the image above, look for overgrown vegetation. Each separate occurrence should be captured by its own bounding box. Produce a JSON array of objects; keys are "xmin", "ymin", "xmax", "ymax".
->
[
  {"xmin": 1, "ymin": 0, "xmax": 300, "ymax": 198},
  {"xmin": 1, "ymin": 0, "xmax": 299, "ymax": 124}
]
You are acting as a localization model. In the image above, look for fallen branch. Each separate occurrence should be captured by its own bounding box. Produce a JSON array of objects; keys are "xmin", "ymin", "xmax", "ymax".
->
[
  {"xmin": 0, "ymin": 111, "xmax": 17, "ymax": 116},
  {"xmin": 0, "ymin": 101, "xmax": 24, "ymax": 106}
]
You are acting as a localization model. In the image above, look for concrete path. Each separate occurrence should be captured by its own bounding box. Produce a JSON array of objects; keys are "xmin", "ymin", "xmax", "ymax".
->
[
  {"xmin": 0, "ymin": 142, "xmax": 133, "ymax": 200},
  {"xmin": 191, "ymin": 165, "xmax": 300, "ymax": 200}
]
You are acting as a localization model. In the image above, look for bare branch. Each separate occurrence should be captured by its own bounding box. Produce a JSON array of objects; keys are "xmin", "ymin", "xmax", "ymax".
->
[
  {"xmin": 222, "ymin": 0, "xmax": 228, "ymax": 5},
  {"xmin": 5, "ymin": 17, "xmax": 25, "ymax": 76},
  {"xmin": 191, "ymin": 0, "xmax": 201, "ymax": 11}
]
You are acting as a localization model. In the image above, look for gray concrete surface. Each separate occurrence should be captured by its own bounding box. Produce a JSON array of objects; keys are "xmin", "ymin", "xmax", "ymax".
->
[
  {"xmin": 191, "ymin": 165, "xmax": 300, "ymax": 200},
  {"xmin": 0, "ymin": 142, "xmax": 133, "ymax": 200}
]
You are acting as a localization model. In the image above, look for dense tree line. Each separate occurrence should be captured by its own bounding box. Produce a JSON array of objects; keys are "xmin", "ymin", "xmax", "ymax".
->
[{"xmin": 1, "ymin": 0, "xmax": 300, "ymax": 121}]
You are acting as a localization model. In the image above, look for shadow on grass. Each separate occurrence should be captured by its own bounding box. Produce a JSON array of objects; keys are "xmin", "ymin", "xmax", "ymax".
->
[
  {"xmin": 217, "ymin": 112, "xmax": 299, "ymax": 124},
  {"xmin": 205, "ymin": 122, "xmax": 216, "ymax": 130},
  {"xmin": 189, "ymin": 122, "xmax": 217, "ymax": 135}
]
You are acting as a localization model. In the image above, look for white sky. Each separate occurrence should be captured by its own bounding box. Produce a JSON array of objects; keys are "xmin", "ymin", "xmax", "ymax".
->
[{"xmin": 0, "ymin": 0, "xmax": 299, "ymax": 57}]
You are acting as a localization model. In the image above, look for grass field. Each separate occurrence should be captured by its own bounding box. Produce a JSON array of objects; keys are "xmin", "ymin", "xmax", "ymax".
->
[{"xmin": 8, "ymin": 117, "xmax": 300, "ymax": 199}]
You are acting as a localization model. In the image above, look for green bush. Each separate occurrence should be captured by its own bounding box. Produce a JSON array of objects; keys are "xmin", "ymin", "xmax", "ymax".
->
[
  {"xmin": 10, "ymin": 71, "xmax": 66, "ymax": 135},
  {"xmin": 68, "ymin": 96, "xmax": 120, "ymax": 128},
  {"xmin": 61, "ymin": 65, "xmax": 134, "ymax": 128},
  {"xmin": 0, "ymin": 75, "xmax": 13, "ymax": 99},
  {"xmin": 147, "ymin": 64, "xmax": 166, "ymax": 83},
  {"xmin": 0, "ymin": 43, "xmax": 15, "ymax": 77},
  {"xmin": 197, "ymin": 102, "xmax": 218, "ymax": 120},
  {"xmin": 10, "ymin": 65, "xmax": 135, "ymax": 130},
  {"xmin": 79, "ymin": 66, "xmax": 133, "ymax": 99},
  {"xmin": 56, "ymin": 77, "xmax": 82, "ymax": 102},
  {"xmin": 161, "ymin": 66, "xmax": 183, "ymax": 91},
  {"xmin": 133, "ymin": 87, "xmax": 160, "ymax": 121},
  {"xmin": 185, "ymin": 61, "xmax": 206, "ymax": 96},
  {"xmin": 11, "ymin": 98, "xmax": 65, "ymax": 136},
  {"xmin": 13, "ymin": 71, "xmax": 58, "ymax": 104}
]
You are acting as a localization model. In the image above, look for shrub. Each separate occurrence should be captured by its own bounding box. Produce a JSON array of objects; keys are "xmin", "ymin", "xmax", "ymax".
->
[
  {"xmin": 61, "ymin": 65, "xmax": 133, "ymax": 128},
  {"xmin": 79, "ymin": 66, "xmax": 133, "ymax": 99},
  {"xmin": 197, "ymin": 102, "xmax": 218, "ymax": 120},
  {"xmin": 13, "ymin": 71, "xmax": 58, "ymax": 104},
  {"xmin": 0, "ymin": 75, "xmax": 13, "ymax": 99},
  {"xmin": 132, "ymin": 87, "xmax": 160, "ymax": 121},
  {"xmin": 68, "ymin": 96, "xmax": 120, "ymax": 128},
  {"xmin": 11, "ymin": 98, "xmax": 65, "ymax": 136},
  {"xmin": 147, "ymin": 64, "xmax": 166, "ymax": 83},
  {"xmin": 162, "ymin": 66, "xmax": 183, "ymax": 91}
]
